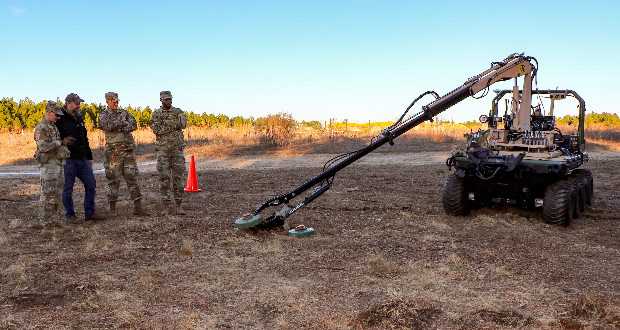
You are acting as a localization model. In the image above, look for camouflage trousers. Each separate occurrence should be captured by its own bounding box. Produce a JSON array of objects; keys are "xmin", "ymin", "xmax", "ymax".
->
[
  {"xmin": 104, "ymin": 146, "xmax": 142, "ymax": 203},
  {"xmin": 156, "ymin": 150, "xmax": 186, "ymax": 204},
  {"xmin": 39, "ymin": 161, "xmax": 64, "ymax": 225}
]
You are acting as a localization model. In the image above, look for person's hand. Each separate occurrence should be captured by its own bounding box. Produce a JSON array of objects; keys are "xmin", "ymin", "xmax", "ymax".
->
[
  {"xmin": 62, "ymin": 136, "xmax": 76, "ymax": 146},
  {"xmin": 89, "ymin": 159, "xmax": 93, "ymax": 166}
]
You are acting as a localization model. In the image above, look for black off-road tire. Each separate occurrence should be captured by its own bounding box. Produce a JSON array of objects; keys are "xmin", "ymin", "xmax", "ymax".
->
[
  {"xmin": 572, "ymin": 169, "xmax": 594, "ymax": 206},
  {"xmin": 542, "ymin": 179, "xmax": 574, "ymax": 226},
  {"xmin": 442, "ymin": 173, "xmax": 470, "ymax": 216},
  {"xmin": 572, "ymin": 175, "xmax": 587, "ymax": 215},
  {"xmin": 570, "ymin": 178, "xmax": 582, "ymax": 219}
]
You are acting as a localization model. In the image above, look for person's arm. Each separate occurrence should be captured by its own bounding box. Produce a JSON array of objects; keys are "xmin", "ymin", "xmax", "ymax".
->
[
  {"xmin": 177, "ymin": 109, "xmax": 188, "ymax": 130},
  {"xmin": 55, "ymin": 117, "xmax": 68, "ymax": 139},
  {"xmin": 124, "ymin": 110, "xmax": 138, "ymax": 132},
  {"xmin": 151, "ymin": 111, "xmax": 163, "ymax": 135},
  {"xmin": 98, "ymin": 111, "xmax": 118, "ymax": 132},
  {"xmin": 86, "ymin": 141, "xmax": 93, "ymax": 162},
  {"xmin": 34, "ymin": 127, "xmax": 61, "ymax": 153},
  {"xmin": 83, "ymin": 118, "xmax": 93, "ymax": 161}
]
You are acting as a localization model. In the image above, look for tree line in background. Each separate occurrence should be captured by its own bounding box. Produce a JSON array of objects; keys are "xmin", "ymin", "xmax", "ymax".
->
[
  {"xmin": 461, "ymin": 113, "xmax": 620, "ymax": 127},
  {"xmin": 1, "ymin": 97, "xmax": 618, "ymax": 132},
  {"xmin": 0, "ymin": 97, "xmax": 318, "ymax": 131}
]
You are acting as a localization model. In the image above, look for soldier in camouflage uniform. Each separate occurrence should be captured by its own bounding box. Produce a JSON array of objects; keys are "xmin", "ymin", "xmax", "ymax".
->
[
  {"xmin": 98, "ymin": 92, "xmax": 148, "ymax": 216},
  {"xmin": 34, "ymin": 101, "xmax": 75, "ymax": 228},
  {"xmin": 451, "ymin": 129, "xmax": 490, "ymax": 157},
  {"xmin": 150, "ymin": 91, "xmax": 187, "ymax": 215}
]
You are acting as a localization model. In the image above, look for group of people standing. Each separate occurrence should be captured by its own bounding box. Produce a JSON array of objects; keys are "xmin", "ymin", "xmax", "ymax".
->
[{"xmin": 33, "ymin": 91, "xmax": 188, "ymax": 229}]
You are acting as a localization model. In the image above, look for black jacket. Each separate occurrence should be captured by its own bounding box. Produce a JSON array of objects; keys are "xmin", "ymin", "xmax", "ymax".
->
[{"xmin": 55, "ymin": 107, "xmax": 93, "ymax": 160}]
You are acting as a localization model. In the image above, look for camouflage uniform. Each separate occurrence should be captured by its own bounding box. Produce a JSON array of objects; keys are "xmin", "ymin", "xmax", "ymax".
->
[
  {"xmin": 451, "ymin": 129, "xmax": 490, "ymax": 156},
  {"xmin": 151, "ymin": 91, "xmax": 187, "ymax": 205},
  {"xmin": 34, "ymin": 102, "xmax": 71, "ymax": 226},
  {"xmin": 98, "ymin": 92, "xmax": 143, "ymax": 204}
]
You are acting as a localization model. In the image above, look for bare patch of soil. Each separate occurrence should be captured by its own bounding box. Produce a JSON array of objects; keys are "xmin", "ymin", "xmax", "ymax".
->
[{"xmin": 0, "ymin": 151, "xmax": 618, "ymax": 328}]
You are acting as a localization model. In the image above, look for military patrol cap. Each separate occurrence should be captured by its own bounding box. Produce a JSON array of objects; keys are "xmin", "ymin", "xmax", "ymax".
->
[
  {"xmin": 160, "ymin": 91, "xmax": 172, "ymax": 99},
  {"xmin": 105, "ymin": 92, "xmax": 119, "ymax": 102},
  {"xmin": 45, "ymin": 100, "xmax": 63, "ymax": 115},
  {"xmin": 65, "ymin": 93, "xmax": 84, "ymax": 104}
]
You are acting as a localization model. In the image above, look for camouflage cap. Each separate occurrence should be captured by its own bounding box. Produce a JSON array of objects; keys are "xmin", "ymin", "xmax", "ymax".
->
[
  {"xmin": 45, "ymin": 100, "xmax": 63, "ymax": 115},
  {"xmin": 65, "ymin": 93, "xmax": 84, "ymax": 104},
  {"xmin": 160, "ymin": 91, "xmax": 172, "ymax": 99},
  {"xmin": 105, "ymin": 92, "xmax": 119, "ymax": 102}
]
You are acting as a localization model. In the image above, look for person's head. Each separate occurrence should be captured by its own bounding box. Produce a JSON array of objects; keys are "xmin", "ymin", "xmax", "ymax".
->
[
  {"xmin": 65, "ymin": 93, "xmax": 84, "ymax": 113},
  {"xmin": 105, "ymin": 92, "xmax": 119, "ymax": 110},
  {"xmin": 45, "ymin": 101, "xmax": 63, "ymax": 123},
  {"xmin": 160, "ymin": 91, "xmax": 172, "ymax": 109}
]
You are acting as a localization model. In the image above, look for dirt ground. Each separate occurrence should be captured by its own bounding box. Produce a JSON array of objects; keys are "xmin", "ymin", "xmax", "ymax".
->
[{"xmin": 1, "ymin": 143, "xmax": 619, "ymax": 328}]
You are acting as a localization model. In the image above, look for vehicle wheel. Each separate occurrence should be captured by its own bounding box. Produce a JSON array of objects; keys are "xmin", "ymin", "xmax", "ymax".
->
[
  {"xmin": 570, "ymin": 180, "xmax": 580, "ymax": 220},
  {"xmin": 586, "ymin": 175, "xmax": 594, "ymax": 206},
  {"xmin": 572, "ymin": 169, "xmax": 593, "ymax": 206},
  {"xmin": 442, "ymin": 173, "xmax": 470, "ymax": 216},
  {"xmin": 572, "ymin": 175, "xmax": 587, "ymax": 215},
  {"xmin": 542, "ymin": 179, "xmax": 573, "ymax": 226}
]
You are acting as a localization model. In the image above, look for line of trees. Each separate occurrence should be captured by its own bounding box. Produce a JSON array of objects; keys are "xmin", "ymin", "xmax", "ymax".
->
[
  {"xmin": 2, "ymin": 97, "xmax": 619, "ymax": 132},
  {"xmin": 459, "ymin": 113, "xmax": 620, "ymax": 128},
  {"xmin": 0, "ymin": 97, "xmax": 260, "ymax": 131},
  {"xmin": 557, "ymin": 113, "xmax": 620, "ymax": 126},
  {"xmin": 0, "ymin": 97, "xmax": 327, "ymax": 132},
  {"xmin": 0, "ymin": 97, "xmax": 330, "ymax": 133}
]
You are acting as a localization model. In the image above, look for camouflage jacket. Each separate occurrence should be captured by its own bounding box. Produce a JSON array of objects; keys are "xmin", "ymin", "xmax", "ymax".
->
[
  {"xmin": 151, "ymin": 106, "xmax": 187, "ymax": 151},
  {"xmin": 98, "ymin": 107, "xmax": 137, "ymax": 150},
  {"xmin": 33, "ymin": 118, "xmax": 70, "ymax": 164},
  {"xmin": 451, "ymin": 129, "xmax": 490, "ymax": 157}
]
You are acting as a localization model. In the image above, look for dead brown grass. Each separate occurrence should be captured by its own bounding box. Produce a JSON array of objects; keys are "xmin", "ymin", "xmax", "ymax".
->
[
  {"xmin": 588, "ymin": 138, "xmax": 620, "ymax": 151},
  {"xmin": 179, "ymin": 239, "xmax": 195, "ymax": 255},
  {"xmin": 0, "ymin": 230, "xmax": 7, "ymax": 246},
  {"xmin": 0, "ymin": 131, "xmax": 36, "ymax": 166},
  {"xmin": 557, "ymin": 122, "xmax": 620, "ymax": 141},
  {"xmin": 3, "ymin": 123, "xmax": 619, "ymax": 166},
  {"xmin": 353, "ymin": 297, "xmax": 442, "ymax": 329},
  {"xmin": 3, "ymin": 263, "xmax": 26, "ymax": 282}
]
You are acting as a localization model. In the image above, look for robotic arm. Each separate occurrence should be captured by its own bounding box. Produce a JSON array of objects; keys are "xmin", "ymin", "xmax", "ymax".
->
[
  {"xmin": 422, "ymin": 53, "xmax": 536, "ymax": 131},
  {"xmin": 235, "ymin": 53, "xmax": 539, "ymax": 230}
]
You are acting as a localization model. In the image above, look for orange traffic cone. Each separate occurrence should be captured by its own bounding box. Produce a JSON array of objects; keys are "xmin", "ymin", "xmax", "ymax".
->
[{"xmin": 184, "ymin": 155, "xmax": 202, "ymax": 192}]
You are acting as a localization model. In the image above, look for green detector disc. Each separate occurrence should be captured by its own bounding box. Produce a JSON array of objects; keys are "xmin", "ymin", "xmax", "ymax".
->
[
  {"xmin": 235, "ymin": 214, "xmax": 262, "ymax": 229},
  {"xmin": 288, "ymin": 225, "xmax": 315, "ymax": 237}
]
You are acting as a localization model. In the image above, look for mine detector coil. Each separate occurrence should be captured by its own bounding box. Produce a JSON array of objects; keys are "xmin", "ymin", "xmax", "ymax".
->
[{"xmin": 235, "ymin": 53, "xmax": 541, "ymax": 231}]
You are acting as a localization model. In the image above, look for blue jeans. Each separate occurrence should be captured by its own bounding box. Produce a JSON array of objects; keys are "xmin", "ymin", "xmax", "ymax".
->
[{"xmin": 62, "ymin": 159, "xmax": 97, "ymax": 218}]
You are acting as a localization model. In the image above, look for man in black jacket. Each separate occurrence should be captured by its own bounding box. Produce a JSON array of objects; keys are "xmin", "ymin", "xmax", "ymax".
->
[{"xmin": 56, "ymin": 93, "xmax": 105, "ymax": 221}]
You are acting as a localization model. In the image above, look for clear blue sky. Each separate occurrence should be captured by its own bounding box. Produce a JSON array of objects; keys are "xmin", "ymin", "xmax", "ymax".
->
[{"xmin": 2, "ymin": 0, "xmax": 619, "ymax": 123}]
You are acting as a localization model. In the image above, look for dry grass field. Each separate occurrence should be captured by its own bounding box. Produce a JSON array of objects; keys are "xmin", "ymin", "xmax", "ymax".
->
[
  {"xmin": 1, "ymin": 125, "xmax": 619, "ymax": 328},
  {"xmin": 3, "ymin": 123, "xmax": 619, "ymax": 167},
  {"xmin": 0, "ymin": 124, "xmax": 468, "ymax": 167}
]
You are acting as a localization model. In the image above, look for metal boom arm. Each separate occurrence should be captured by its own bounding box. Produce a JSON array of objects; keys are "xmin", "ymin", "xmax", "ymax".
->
[{"xmin": 241, "ymin": 53, "xmax": 537, "ymax": 229}]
